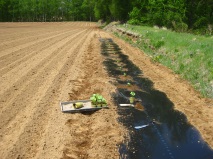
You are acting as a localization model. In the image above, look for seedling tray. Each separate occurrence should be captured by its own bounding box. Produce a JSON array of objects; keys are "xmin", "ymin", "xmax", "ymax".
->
[{"xmin": 60, "ymin": 100, "xmax": 108, "ymax": 113}]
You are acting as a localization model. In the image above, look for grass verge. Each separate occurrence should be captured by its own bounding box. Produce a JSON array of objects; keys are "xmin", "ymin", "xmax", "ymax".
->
[{"xmin": 113, "ymin": 24, "xmax": 213, "ymax": 98}]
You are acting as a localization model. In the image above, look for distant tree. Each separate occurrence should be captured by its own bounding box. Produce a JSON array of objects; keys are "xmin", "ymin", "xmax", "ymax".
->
[
  {"xmin": 186, "ymin": 0, "xmax": 213, "ymax": 29},
  {"xmin": 94, "ymin": 0, "xmax": 111, "ymax": 21},
  {"xmin": 81, "ymin": 0, "xmax": 95, "ymax": 21},
  {"xmin": 68, "ymin": 0, "xmax": 84, "ymax": 21},
  {"xmin": 129, "ymin": 0, "xmax": 187, "ymax": 29},
  {"xmin": 0, "ymin": 0, "xmax": 212, "ymax": 34},
  {"xmin": 109, "ymin": 0, "xmax": 131, "ymax": 21},
  {"xmin": 128, "ymin": 7, "xmax": 142, "ymax": 24}
]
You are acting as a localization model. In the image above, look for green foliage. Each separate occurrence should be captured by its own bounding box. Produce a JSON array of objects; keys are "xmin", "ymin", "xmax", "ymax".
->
[
  {"xmin": 117, "ymin": 24, "xmax": 213, "ymax": 97},
  {"xmin": 130, "ymin": 92, "xmax": 135, "ymax": 97},
  {"xmin": 172, "ymin": 21, "xmax": 188, "ymax": 32},
  {"xmin": 194, "ymin": 17, "xmax": 209, "ymax": 29},
  {"xmin": 153, "ymin": 55, "xmax": 163, "ymax": 63},
  {"xmin": 0, "ymin": 0, "xmax": 212, "ymax": 31},
  {"xmin": 185, "ymin": 0, "xmax": 213, "ymax": 31},
  {"xmin": 90, "ymin": 93, "xmax": 107, "ymax": 107},
  {"xmin": 153, "ymin": 40, "xmax": 165, "ymax": 49},
  {"xmin": 127, "ymin": 0, "xmax": 212, "ymax": 34},
  {"xmin": 128, "ymin": 7, "xmax": 141, "ymax": 25},
  {"xmin": 0, "ymin": 0, "xmax": 96, "ymax": 22}
]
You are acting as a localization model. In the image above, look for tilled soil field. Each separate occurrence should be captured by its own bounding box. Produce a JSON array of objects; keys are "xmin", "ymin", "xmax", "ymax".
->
[
  {"xmin": 0, "ymin": 22, "xmax": 125, "ymax": 159},
  {"xmin": 0, "ymin": 22, "xmax": 213, "ymax": 159}
]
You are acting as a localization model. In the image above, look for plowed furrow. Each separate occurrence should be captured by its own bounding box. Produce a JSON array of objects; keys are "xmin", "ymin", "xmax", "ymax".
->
[
  {"xmin": 0, "ymin": 28, "xmax": 89, "ymax": 124},
  {"xmin": 0, "ymin": 25, "xmax": 73, "ymax": 42},
  {"xmin": 0, "ymin": 29, "xmax": 42, "ymax": 41},
  {"xmin": 0, "ymin": 23, "xmax": 74, "ymax": 41},
  {"xmin": 0, "ymin": 29, "xmax": 87, "ymax": 97},
  {"xmin": 0, "ymin": 22, "xmax": 127, "ymax": 159},
  {"xmin": 0, "ymin": 27, "xmax": 80, "ymax": 58},
  {"xmin": 0, "ymin": 27, "xmax": 59, "ymax": 43},
  {"xmin": 1, "ymin": 28, "xmax": 94, "ymax": 159},
  {"xmin": 0, "ymin": 29, "xmax": 80, "ymax": 75},
  {"xmin": 0, "ymin": 29, "xmax": 88, "ymax": 128},
  {"xmin": 34, "ymin": 30, "xmax": 96, "ymax": 159},
  {"xmin": 0, "ymin": 28, "xmax": 72, "ymax": 52}
]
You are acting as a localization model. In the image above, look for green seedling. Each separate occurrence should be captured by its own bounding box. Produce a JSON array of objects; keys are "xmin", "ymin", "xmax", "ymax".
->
[
  {"xmin": 97, "ymin": 99, "xmax": 102, "ymax": 106},
  {"xmin": 90, "ymin": 93, "xmax": 107, "ymax": 107},
  {"xmin": 123, "ymin": 73, "xmax": 127, "ymax": 76},
  {"xmin": 90, "ymin": 96, "xmax": 96, "ymax": 102},
  {"xmin": 102, "ymin": 98, "xmax": 107, "ymax": 107},
  {"xmin": 127, "ymin": 82, "xmax": 131, "ymax": 86},
  {"xmin": 90, "ymin": 94, "xmax": 98, "ymax": 106},
  {"xmin": 90, "ymin": 96, "xmax": 97, "ymax": 105},
  {"xmin": 97, "ymin": 95, "xmax": 103, "ymax": 100},
  {"xmin": 130, "ymin": 91, "xmax": 135, "ymax": 97},
  {"xmin": 129, "ymin": 97, "xmax": 135, "ymax": 104},
  {"xmin": 129, "ymin": 92, "xmax": 136, "ymax": 104},
  {"xmin": 102, "ymin": 98, "xmax": 107, "ymax": 104}
]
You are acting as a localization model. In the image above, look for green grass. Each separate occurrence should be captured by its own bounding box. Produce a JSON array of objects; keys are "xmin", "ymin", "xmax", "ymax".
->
[{"xmin": 115, "ymin": 24, "xmax": 213, "ymax": 98}]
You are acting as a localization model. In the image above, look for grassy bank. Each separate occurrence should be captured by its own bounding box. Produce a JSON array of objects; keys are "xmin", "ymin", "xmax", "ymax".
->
[{"xmin": 114, "ymin": 24, "xmax": 213, "ymax": 98}]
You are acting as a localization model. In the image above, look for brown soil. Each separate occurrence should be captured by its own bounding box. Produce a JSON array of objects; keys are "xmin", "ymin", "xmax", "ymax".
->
[{"xmin": 0, "ymin": 22, "xmax": 212, "ymax": 159}]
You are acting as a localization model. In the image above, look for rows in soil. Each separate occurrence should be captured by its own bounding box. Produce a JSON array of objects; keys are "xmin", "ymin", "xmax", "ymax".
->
[
  {"xmin": 0, "ymin": 23, "xmax": 96, "ymax": 158},
  {"xmin": 100, "ymin": 38, "xmax": 213, "ymax": 159},
  {"xmin": 62, "ymin": 34, "xmax": 123, "ymax": 159}
]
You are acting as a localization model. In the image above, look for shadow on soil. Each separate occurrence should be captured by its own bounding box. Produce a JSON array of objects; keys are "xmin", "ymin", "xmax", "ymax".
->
[{"xmin": 100, "ymin": 38, "xmax": 213, "ymax": 159}]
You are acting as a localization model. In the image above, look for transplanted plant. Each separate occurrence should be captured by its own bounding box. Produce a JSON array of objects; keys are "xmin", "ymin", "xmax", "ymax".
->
[
  {"xmin": 130, "ymin": 91, "xmax": 135, "ymax": 97},
  {"xmin": 129, "ymin": 91, "xmax": 135, "ymax": 104}
]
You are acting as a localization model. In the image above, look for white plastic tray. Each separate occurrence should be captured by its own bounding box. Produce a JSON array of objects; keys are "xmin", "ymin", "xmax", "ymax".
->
[{"xmin": 60, "ymin": 100, "xmax": 108, "ymax": 113}]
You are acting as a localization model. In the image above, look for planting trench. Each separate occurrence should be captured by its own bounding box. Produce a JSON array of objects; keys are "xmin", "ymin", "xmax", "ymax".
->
[{"xmin": 100, "ymin": 38, "xmax": 213, "ymax": 159}]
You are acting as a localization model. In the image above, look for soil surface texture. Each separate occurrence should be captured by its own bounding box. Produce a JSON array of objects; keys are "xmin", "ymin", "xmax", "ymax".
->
[{"xmin": 0, "ymin": 22, "xmax": 212, "ymax": 159}]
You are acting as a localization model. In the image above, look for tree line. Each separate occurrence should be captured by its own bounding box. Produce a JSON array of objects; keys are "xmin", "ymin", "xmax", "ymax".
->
[{"xmin": 0, "ymin": 0, "xmax": 212, "ymax": 32}]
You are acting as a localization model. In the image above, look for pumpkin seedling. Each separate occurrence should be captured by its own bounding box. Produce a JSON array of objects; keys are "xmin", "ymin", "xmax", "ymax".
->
[
  {"xmin": 97, "ymin": 99, "xmax": 102, "ymax": 107},
  {"xmin": 129, "ymin": 92, "xmax": 136, "ymax": 104},
  {"xmin": 130, "ymin": 91, "xmax": 135, "ymax": 97},
  {"xmin": 102, "ymin": 98, "xmax": 107, "ymax": 107},
  {"xmin": 90, "ymin": 96, "xmax": 96, "ymax": 103},
  {"xmin": 90, "ymin": 93, "xmax": 107, "ymax": 107}
]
